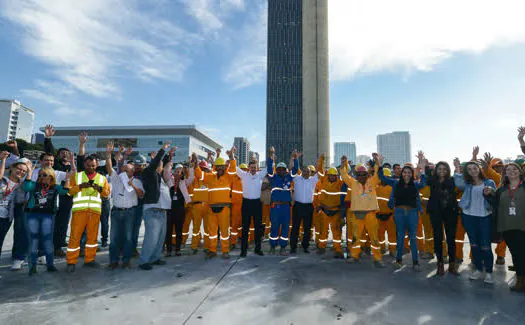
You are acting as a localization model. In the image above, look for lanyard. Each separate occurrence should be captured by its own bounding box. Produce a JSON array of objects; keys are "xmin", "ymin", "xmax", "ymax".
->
[
  {"xmin": 508, "ymin": 182, "xmax": 522, "ymax": 201},
  {"xmin": 4, "ymin": 182, "xmax": 17, "ymax": 197}
]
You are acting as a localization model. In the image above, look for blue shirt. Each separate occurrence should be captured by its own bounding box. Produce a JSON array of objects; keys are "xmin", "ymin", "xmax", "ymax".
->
[{"xmin": 267, "ymin": 158, "xmax": 298, "ymax": 203}]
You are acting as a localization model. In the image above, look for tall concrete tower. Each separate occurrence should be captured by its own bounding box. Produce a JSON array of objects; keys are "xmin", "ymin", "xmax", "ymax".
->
[{"xmin": 266, "ymin": 0, "xmax": 330, "ymax": 167}]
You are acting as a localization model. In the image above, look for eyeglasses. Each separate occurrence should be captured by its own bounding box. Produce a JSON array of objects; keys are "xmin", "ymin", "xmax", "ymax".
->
[{"xmin": 38, "ymin": 174, "xmax": 50, "ymax": 178}]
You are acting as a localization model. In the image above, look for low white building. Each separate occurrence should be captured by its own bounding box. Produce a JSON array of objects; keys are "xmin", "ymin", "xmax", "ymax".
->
[{"xmin": 0, "ymin": 99, "xmax": 35, "ymax": 143}]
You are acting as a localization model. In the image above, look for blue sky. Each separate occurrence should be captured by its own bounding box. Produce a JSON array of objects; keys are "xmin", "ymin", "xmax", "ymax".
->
[{"xmin": 1, "ymin": 0, "xmax": 525, "ymax": 164}]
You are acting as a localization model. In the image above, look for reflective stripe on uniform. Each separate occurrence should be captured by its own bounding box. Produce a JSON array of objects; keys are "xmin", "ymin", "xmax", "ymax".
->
[
  {"xmin": 209, "ymin": 187, "xmax": 231, "ymax": 192},
  {"xmin": 67, "ymin": 247, "xmax": 81, "ymax": 252},
  {"xmin": 320, "ymin": 189, "xmax": 347, "ymax": 195}
]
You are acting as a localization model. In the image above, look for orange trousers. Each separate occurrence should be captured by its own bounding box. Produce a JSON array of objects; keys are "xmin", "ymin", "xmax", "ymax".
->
[
  {"xmin": 262, "ymin": 204, "xmax": 271, "ymax": 236},
  {"xmin": 230, "ymin": 202, "xmax": 242, "ymax": 245},
  {"xmin": 495, "ymin": 241, "xmax": 507, "ymax": 258},
  {"xmin": 190, "ymin": 203, "xmax": 208, "ymax": 250},
  {"xmin": 378, "ymin": 217, "xmax": 396, "ymax": 253},
  {"xmin": 67, "ymin": 210, "xmax": 101, "ymax": 265},
  {"xmin": 350, "ymin": 212, "xmax": 382, "ymax": 261},
  {"xmin": 316, "ymin": 210, "xmax": 325, "ymax": 244},
  {"xmin": 345, "ymin": 209, "xmax": 353, "ymax": 247},
  {"xmin": 208, "ymin": 206, "xmax": 230, "ymax": 253},
  {"xmin": 318, "ymin": 211, "xmax": 342, "ymax": 252}
]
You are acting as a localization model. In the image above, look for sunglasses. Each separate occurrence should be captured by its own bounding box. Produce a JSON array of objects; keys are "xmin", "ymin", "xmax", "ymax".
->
[{"xmin": 38, "ymin": 174, "xmax": 51, "ymax": 178}]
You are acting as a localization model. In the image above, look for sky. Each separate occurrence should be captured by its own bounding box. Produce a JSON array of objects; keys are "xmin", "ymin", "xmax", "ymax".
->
[{"xmin": 1, "ymin": 0, "xmax": 525, "ymax": 164}]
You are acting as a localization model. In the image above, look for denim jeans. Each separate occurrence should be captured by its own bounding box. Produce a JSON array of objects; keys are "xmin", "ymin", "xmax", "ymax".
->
[
  {"xmin": 0, "ymin": 217, "xmax": 13, "ymax": 257},
  {"xmin": 12, "ymin": 204, "xmax": 28, "ymax": 261},
  {"xmin": 99, "ymin": 198, "xmax": 111, "ymax": 244},
  {"xmin": 54, "ymin": 194, "xmax": 72, "ymax": 249},
  {"xmin": 139, "ymin": 208, "xmax": 167, "ymax": 265},
  {"xmin": 394, "ymin": 207, "xmax": 419, "ymax": 262},
  {"xmin": 109, "ymin": 207, "xmax": 135, "ymax": 263},
  {"xmin": 462, "ymin": 213, "xmax": 494, "ymax": 273},
  {"xmin": 132, "ymin": 204, "xmax": 144, "ymax": 251},
  {"xmin": 26, "ymin": 212, "xmax": 54, "ymax": 267}
]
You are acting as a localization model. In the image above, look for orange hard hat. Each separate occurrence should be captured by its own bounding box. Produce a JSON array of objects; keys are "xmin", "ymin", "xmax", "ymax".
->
[{"xmin": 490, "ymin": 158, "xmax": 503, "ymax": 167}]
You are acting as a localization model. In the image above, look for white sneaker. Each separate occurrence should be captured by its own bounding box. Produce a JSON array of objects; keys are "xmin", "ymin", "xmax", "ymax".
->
[
  {"xmin": 469, "ymin": 270, "xmax": 483, "ymax": 280},
  {"xmin": 37, "ymin": 256, "xmax": 47, "ymax": 265},
  {"xmin": 11, "ymin": 260, "xmax": 24, "ymax": 271},
  {"xmin": 484, "ymin": 273, "xmax": 493, "ymax": 284}
]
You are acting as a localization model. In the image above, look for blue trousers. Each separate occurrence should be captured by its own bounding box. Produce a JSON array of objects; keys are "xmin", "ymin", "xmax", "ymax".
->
[
  {"xmin": 0, "ymin": 218, "xmax": 13, "ymax": 257},
  {"xmin": 132, "ymin": 204, "xmax": 144, "ymax": 251},
  {"xmin": 269, "ymin": 204, "xmax": 291, "ymax": 248},
  {"xmin": 139, "ymin": 208, "xmax": 167, "ymax": 265},
  {"xmin": 26, "ymin": 212, "xmax": 54, "ymax": 267},
  {"xmin": 12, "ymin": 204, "xmax": 28, "ymax": 261},
  {"xmin": 462, "ymin": 213, "xmax": 494, "ymax": 273},
  {"xmin": 394, "ymin": 207, "xmax": 419, "ymax": 262},
  {"xmin": 109, "ymin": 207, "xmax": 136, "ymax": 263}
]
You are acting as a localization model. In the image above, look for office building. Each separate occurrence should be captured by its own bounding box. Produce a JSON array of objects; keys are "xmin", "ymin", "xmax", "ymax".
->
[
  {"xmin": 249, "ymin": 150, "xmax": 260, "ymax": 163},
  {"xmin": 266, "ymin": 0, "xmax": 329, "ymax": 166},
  {"xmin": 0, "ymin": 99, "xmax": 35, "ymax": 143},
  {"xmin": 377, "ymin": 131, "xmax": 411, "ymax": 165},
  {"xmin": 39, "ymin": 125, "xmax": 222, "ymax": 162},
  {"xmin": 334, "ymin": 142, "xmax": 356, "ymax": 165},
  {"xmin": 356, "ymin": 155, "xmax": 371, "ymax": 165},
  {"xmin": 32, "ymin": 133, "xmax": 45, "ymax": 144},
  {"xmin": 233, "ymin": 137, "xmax": 251, "ymax": 165}
]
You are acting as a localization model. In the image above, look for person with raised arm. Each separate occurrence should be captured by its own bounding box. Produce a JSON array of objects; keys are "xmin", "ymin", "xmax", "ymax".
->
[{"xmin": 378, "ymin": 151, "xmax": 427, "ymax": 271}]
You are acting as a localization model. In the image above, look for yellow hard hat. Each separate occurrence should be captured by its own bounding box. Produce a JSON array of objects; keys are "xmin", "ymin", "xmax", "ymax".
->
[
  {"xmin": 327, "ymin": 167, "xmax": 338, "ymax": 176},
  {"xmin": 307, "ymin": 165, "xmax": 316, "ymax": 172},
  {"xmin": 383, "ymin": 168, "xmax": 392, "ymax": 177},
  {"xmin": 215, "ymin": 157, "xmax": 226, "ymax": 166},
  {"xmin": 239, "ymin": 163, "xmax": 248, "ymax": 169}
]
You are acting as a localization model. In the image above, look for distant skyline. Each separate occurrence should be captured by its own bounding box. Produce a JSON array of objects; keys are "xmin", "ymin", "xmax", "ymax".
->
[{"xmin": 1, "ymin": 0, "xmax": 525, "ymax": 163}]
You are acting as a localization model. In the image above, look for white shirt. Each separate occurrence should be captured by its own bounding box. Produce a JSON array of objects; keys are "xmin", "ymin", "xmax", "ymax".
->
[
  {"xmin": 31, "ymin": 167, "xmax": 68, "ymax": 185},
  {"xmin": 292, "ymin": 173, "xmax": 319, "ymax": 204},
  {"xmin": 110, "ymin": 171, "xmax": 144, "ymax": 209},
  {"xmin": 144, "ymin": 178, "xmax": 171, "ymax": 210},
  {"xmin": 236, "ymin": 167, "xmax": 267, "ymax": 199},
  {"xmin": 463, "ymin": 184, "xmax": 491, "ymax": 217}
]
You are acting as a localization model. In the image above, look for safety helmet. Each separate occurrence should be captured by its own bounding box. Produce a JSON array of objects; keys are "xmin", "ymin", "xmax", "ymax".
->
[
  {"xmin": 133, "ymin": 155, "xmax": 147, "ymax": 165},
  {"xmin": 199, "ymin": 160, "xmax": 209, "ymax": 169},
  {"xmin": 327, "ymin": 167, "xmax": 338, "ymax": 176},
  {"xmin": 215, "ymin": 157, "xmax": 226, "ymax": 166},
  {"xmin": 276, "ymin": 162, "xmax": 287, "ymax": 169},
  {"xmin": 383, "ymin": 168, "xmax": 392, "ymax": 177},
  {"xmin": 490, "ymin": 158, "xmax": 503, "ymax": 168},
  {"xmin": 307, "ymin": 165, "xmax": 316, "ymax": 172},
  {"xmin": 239, "ymin": 163, "xmax": 248, "ymax": 169},
  {"xmin": 355, "ymin": 164, "xmax": 368, "ymax": 173},
  {"xmin": 514, "ymin": 158, "xmax": 525, "ymax": 166},
  {"xmin": 460, "ymin": 162, "xmax": 468, "ymax": 169}
]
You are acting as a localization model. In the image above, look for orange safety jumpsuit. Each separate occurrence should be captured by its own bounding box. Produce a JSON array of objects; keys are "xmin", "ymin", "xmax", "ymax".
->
[
  {"xmin": 317, "ymin": 177, "xmax": 345, "ymax": 253},
  {"xmin": 195, "ymin": 160, "xmax": 236, "ymax": 254},
  {"xmin": 230, "ymin": 175, "xmax": 243, "ymax": 246},
  {"xmin": 376, "ymin": 183, "xmax": 396, "ymax": 255},
  {"xmin": 313, "ymin": 180, "xmax": 323, "ymax": 245},
  {"xmin": 261, "ymin": 177, "xmax": 272, "ymax": 237},
  {"xmin": 187, "ymin": 169, "xmax": 210, "ymax": 251},
  {"xmin": 66, "ymin": 171, "xmax": 110, "ymax": 265}
]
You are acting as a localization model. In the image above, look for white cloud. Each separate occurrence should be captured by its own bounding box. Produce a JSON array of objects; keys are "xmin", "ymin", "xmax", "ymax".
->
[
  {"xmin": 329, "ymin": 0, "xmax": 525, "ymax": 80},
  {"xmin": 1, "ymin": 0, "xmax": 199, "ymax": 97},
  {"xmin": 181, "ymin": 0, "xmax": 224, "ymax": 32},
  {"xmin": 55, "ymin": 106, "xmax": 93, "ymax": 117},
  {"xmin": 20, "ymin": 89, "xmax": 63, "ymax": 105}
]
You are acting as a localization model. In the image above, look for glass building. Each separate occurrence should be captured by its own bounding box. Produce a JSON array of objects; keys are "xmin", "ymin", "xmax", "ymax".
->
[{"xmin": 377, "ymin": 131, "xmax": 412, "ymax": 165}]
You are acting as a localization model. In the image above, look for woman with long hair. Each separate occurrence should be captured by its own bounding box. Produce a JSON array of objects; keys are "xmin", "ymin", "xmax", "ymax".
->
[
  {"xmin": 454, "ymin": 159, "xmax": 496, "ymax": 284},
  {"xmin": 23, "ymin": 166, "xmax": 71, "ymax": 275},
  {"xmin": 485, "ymin": 162, "xmax": 525, "ymax": 291},
  {"xmin": 426, "ymin": 161, "xmax": 460, "ymax": 276},
  {"xmin": 378, "ymin": 151, "xmax": 427, "ymax": 272}
]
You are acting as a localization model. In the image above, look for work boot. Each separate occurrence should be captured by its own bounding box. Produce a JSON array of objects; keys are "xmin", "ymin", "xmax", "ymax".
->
[
  {"xmin": 152, "ymin": 259, "xmax": 167, "ymax": 265},
  {"xmin": 279, "ymin": 247, "xmax": 288, "ymax": 256},
  {"xmin": 139, "ymin": 263, "xmax": 152, "ymax": 271},
  {"xmin": 240, "ymin": 251, "xmax": 247, "ymax": 258},
  {"xmin": 221, "ymin": 253, "xmax": 230, "ymax": 259},
  {"xmin": 412, "ymin": 262, "xmax": 421, "ymax": 273},
  {"xmin": 392, "ymin": 260, "xmax": 403, "ymax": 270},
  {"xmin": 436, "ymin": 261, "xmax": 445, "ymax": 276},
  {"xmin": 230, "ymin": 244, "xmax": 236, "ymax": 251},
  {"xmin": 448, "ymin": 262, "xmax": 460, "ymax": 276},
  {"xmin": 206, "ymin": 252, "xmax": 217, "ymax": 260},
  {"xmin": 175, "ymin": 250, "xmax": 182, "ymax": 257},
  {"xmin": 192, "ymin": 249, "xmax": 198, "ymax": 255},
  {"xmin": 66, "ymin": 264, "xmax": 76, "ymax": 273},
  {"xmin": 47, "ymin": 265, "xmax": 59, "ymax": 273},
  {"xmin": 316, "ymin": 248, "xmax": 326, "ymax": 255},
  {"xmin": 107, "ymin": 262, "xmax": 119, "ymax": 270},
  {"xmin": 334, "ymin": 252, "xmax": 344, "ymax": 259},
  {"xmin": 254, "ymin": 250, "xmax": 264, "ymax": 256},
  {"xmin": 346, "ymin": 257, "xmax": 360, "ymax": 264},
  {"xmin": 303, "ymin": 248, "xmax": 310, "ymax": 254},
  {"xmin": 84, "ymin": 261, "xmax": 101, "ymax": 268},
  {"xmin": 165, "ymin": 251, "xmax": 172, "ymax": 257},
  {"xmin": 121, "ymin": 262, "xmax": 131, "ymax": 269},
  {"xmin": 28, "ymin": 266, "xmax": 37, "ymax": 276},
  {"xmin": 496, "ymin": 256, "xmax": 506, "ymax": 265},
  {"xmin": 374, "ymin": 260, "xmax": 386, "ymax": 268},
  {"xmin": 101, "ymin": 241, "xmax": 108, "ymax": 248},
  {"xmin": 510, "ymin": 276, "xmax": 525, "ymax": 292},
  {"xmin": 389, "ymin": 250, "xmax": 396, "ymax": 258},
  {"xmin": 269, "ymin": 246, "xmax": 276, "ymax": 255}
]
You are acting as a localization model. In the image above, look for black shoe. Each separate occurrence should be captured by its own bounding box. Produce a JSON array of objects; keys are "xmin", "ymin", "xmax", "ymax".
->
[
  {"xmin": 152, "ymin": 259, "xmax": 167, "ymax": 266},
  {"xmin": 240, "ymin": 251, "xmax": 247, "ymax": 258},
  {"xmin": 66, "ymin": 264, "xmax": 76, "ymax": 273},
  {"xmin": 101, "ymin": 242, "xmax": 108, "ymax": 248},
  {"xmin": 47, "ymin": 265, "xmax": 59, "ymax": 273},
  {"xmin": 290, "ymin": 248, "xmax": 297, "ymax": 254},
  {"xmin": 107, "ymin": 262, "xmax": 119, "ymax": 270},
  {"xmin": 206, "ymin": 252, "xmax": 217, "ymax": 260},
  {"xmin": 254, "ymin": 250, "xmax": 264, "ymax": 256},
  {"xmin": 139, "ymin": 263, "xmax": 152, "ymax": 270},
  {"xmin": 84, "ymin": 261, "xmax": 101, "ymax": 268},
  {"xmin": 29, "ymin": 266, "xmax": 37, "ymax": 276},
  {"xmin": 303, "ymin": 248, "xmax": 310, "ymax": 254}
]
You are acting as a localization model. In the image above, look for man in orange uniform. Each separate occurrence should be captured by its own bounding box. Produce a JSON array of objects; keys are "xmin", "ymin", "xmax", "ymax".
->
[
  {"xmin": 376, "ymin": 168, "xmax": 396, "ymax": 257},
  {"xmin": 340, "ymin": 154, "xmax": 385, "ymax": 267},
  {"xmin": 66, "ymin": 155, "xmax": 110, "ymax": 272},
  {"xmin": 313, "ymin": 176, "xmax": 323, "ymax": 246},
  {"xmin": 195, "ymin": 147, "xmax": 236, "ymax": 259},
  {"xmin": 261, "ymin": 176, "xmax": 272, "ymax": 237},
  {"xmin": 187, "ymin": 159, "xmax": 211, "ymax": 254},
  {"xmin": 230, "ymin": 164, "xmax": 245, "ymax": 249}
]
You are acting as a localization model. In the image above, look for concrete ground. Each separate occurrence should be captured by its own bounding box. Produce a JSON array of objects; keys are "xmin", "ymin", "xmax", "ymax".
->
[{"xmin": 1, "ymin": 227, "xmax": 524, "ymax": 325}]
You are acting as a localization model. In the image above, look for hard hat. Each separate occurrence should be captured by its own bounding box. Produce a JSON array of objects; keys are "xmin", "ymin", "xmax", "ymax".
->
[
  {"xmin": 514, "ymin": 158, "xmax": 525, "ymax": 166},
  {"xmin": 215, "ymin": 157, "xmax": 226, "ymax": 166},
  {"xmin": 490, "ymin": 158, "xmax": 503, "ymax": 167},
  {"xmin": 460, "ymin": 162, "xmax": 468, "ymax": 168},
  {"xmin": 199, "ymin": 160, "xmax": 209, "ymax": 169},
  {"xmin": 174, "ymin": 164, "xmax": 183, "ymax": 170},
  {"xmin": 239, "ymin": 163, "xmax": 248, "ymax": 169},
  {"xmin": 327, "ymin": 167, "xmax": 338, "ymax": 176},
  {"xmin": 355, "ymin": 164, "xmax": 368, "ymax": 173},
  {"xmin": 307, "ymin": 165, "xmax": 316, "ymax": 172},
  {"xmin": 133, "ymin": 155, "xmax": 147, "ymax": 165},
  {"xmin": 383, "ymin": 168, "xmax": 392, "ymax": 177},
  {"xmin": 276, "ymin": 162, "xmax": 287, "ymax": 169}
]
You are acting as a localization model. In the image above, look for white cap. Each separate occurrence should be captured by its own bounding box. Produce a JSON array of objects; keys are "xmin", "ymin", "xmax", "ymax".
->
[
  {"xmin": 17, "ymin": 158, "xmax": 30, "ymax": 164},
  {"xmin": 174, "ymin": 164, "xmax": 183, "ymax": 169}
]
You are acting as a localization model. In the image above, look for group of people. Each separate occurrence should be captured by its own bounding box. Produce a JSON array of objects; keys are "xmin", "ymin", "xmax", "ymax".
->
[{"xmin": 1, "ymin": 125, "xmax": 525, "ymax": 294}]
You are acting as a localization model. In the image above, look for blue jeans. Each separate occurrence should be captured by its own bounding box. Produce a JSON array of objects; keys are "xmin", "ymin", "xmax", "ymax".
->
[
  {"xmin": 394, "ymin": 207, "xmax": 419, "ymax": 262},
  {"xmin": 100, "ymin": 198, "xmax": 111, "ymax": 244},
  {"xmin": 12, "ymin": 204, "xmax": 28, "ymax": 261},
  {"xmin": 139, "ymin": 208, "xmax": 167, "ymax": 265},
  {"xmin": 269, "ymin": 204, "xmax": 291, "ymax": 248},
  {"xmin": 132, "ymin": 204, "xmax": 144, "ymax": 251},
  {"xmin": 26, "ymin": 212, "xmax": 54, "ymax": 267},
  {"xmin": 109, "ymin": 207, "xmax": 135, "ymax": 263},
  {"xmin": 462, "ymin": 213, "xmax": 494, "ymax": 273},
  {"xmin": 0, "ymin": 218, "xmax": 13, "ymax": 257}
]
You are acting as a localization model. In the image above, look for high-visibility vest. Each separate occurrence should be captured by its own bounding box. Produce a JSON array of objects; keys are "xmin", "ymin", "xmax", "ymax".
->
[{"xmin": 71, "ymin": 172, "xmax": 106, "ymax": 213}]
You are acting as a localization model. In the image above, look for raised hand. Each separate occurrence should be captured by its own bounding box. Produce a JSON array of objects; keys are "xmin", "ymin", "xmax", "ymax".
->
[
  {"xmin": 6, "ymin": 140, "xmax": 17, "ymax": 149},
  {"xmin": 151, "ymin": 151, "xmax": 157, "ymax": 160},
  {"xmin": 124, "ymin": 146, "xmax": 133, "ymax": 157},
  {"xmin": 518, "ymin": 127, "xmax": 525, "ymax": 144},
  {"xmin": 79, "ymin": 131, "xmax": 88, "ymax": 144},
  {"xmin": 192, "ymin": 152, "xmax": 199, "ymax": 164},
  {"xmin": 296, "ymin": 151, "xmax": 303, "ymax": 159},
  {"xmin": 377, "ymin": 154, "xmax": 384, "ymax": 166},
  {"xmin": 320, "ymin": 152, "xmax": 326, "ymax": 159},
  {"xmin": 291, "ymin": 149, "xmax": 298, "ymax": 159},
  {"xmin": 168, "ymin": 146, "xmax": 177, "ymax": 157},
  {"xmin": 481, "ymin": 152, "xmax": 493, "ymax": 168},
  {"xmin": 216, "ymin": 147, "xmax": 222, "ymax": 157},
  {"xmin": 118, "ymin": 145, "xmax": 125, "ymax": 153},
  {"xmin": 44, "ymin": 125, "xmax": 55, "ymax": 138},
  {"xmin": 0, "ymin": 151, "xmax": 9, "ymax": 160},
  {"xmin": 162, "ymin": 142, "xmax": 171, "ymax": 151},
  {"xmin": 106, "ymin": 141, "xmax": 115, "ymax": 154},
  {"xmin": 269, "ymin": 146, "xmax": 275, "ymax": 155},
  {"xmin": 453, "ymin": 157, "xmax": 461, "ymax": 170},
  {"xmin": 416, "ymin": 151, "xmax": 425, "ymax": 162},
  {"xmin": 472, "ymin": 146, "xmax": 480, "ymax": 159}
]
